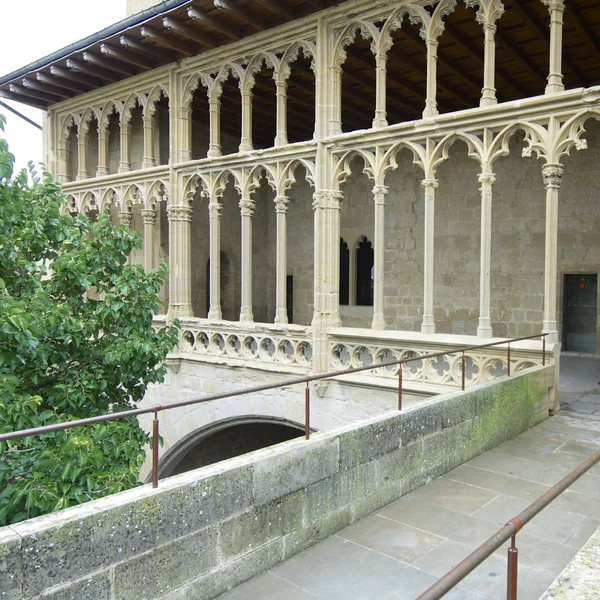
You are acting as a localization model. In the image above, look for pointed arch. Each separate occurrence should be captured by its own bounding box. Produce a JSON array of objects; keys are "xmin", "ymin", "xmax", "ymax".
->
[
  {"xmin": 333, "ymin": 20, "xmax": 380, "ymax": 68},
  {"xmin": 279, "ymin": 41, "xmax": 317, "ymax": 82},
  {"xmin": 333, "ymin": 149, "xmax": 377, "ymax": 189},
  {"xmin": 379, "ymin": 4, "xmax": 429, "ymax": 57},
  {"xmin": 100, "ymin": 187, "xmax": 120, "ymax": 212}
]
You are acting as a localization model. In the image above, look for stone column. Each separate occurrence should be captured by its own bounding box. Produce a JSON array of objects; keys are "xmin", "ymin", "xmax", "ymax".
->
[
  {"xmin": 142, "ymin": 116, "xmax": 155, "ymax": 169},
  {"xmin": 179, "ymin": 107, "xmax": 192, "ymax": 162},
  {"xmin": 239, "ymin": 88, "xmax": 253, "ymax": 152},
  {"xmin": 373, "ymin": 57, "xmax": 388, "ymax": 129},
  {"xmin": 544, "ymin": 0, "xmax": 566, "ymax": 94},
  {"xmin": 421, "ymin": 179, "xmax": 439, "ymax": 333},
  {"xmin": 275, "ymin": 81, "xmax": 289, "ymax": 146},
  {"xmin": 477, "ymin": 172, "xmax": 496, "ymax": 338},
  {"xmin": 314, "ymin": 190, "xmax": 343, "ymax": 328},
  {"xmin": 274, "ymin": 195, "xmax": 290, "ymax": 324},
  {"xmin": 423, "ymin": 40, "xmax": 439, "ymax": 118},
  {"xmin": 372, "ymin": 185, "xmax": 388, "ymax": 330},
  {"xmin": 208, "ymin": 199, "xmax": 223, "ymax": 320},
  {"xmin": 208, "ymin": 97, "xmax": 222, "ymax": 158},
  {"xmin": 118, "ymin": 121, "xmax": 131, "ymax": 173},
  {"xmin": 76, "ymin": 131, "xmax": 88, "ymax": 180},
  {"xmin": 57, "ymin": 139, "xmax": 69, "ymax": 183},
  {"xmin": 481, "ymin": 22, "xmax": 498, "ymax": 106},
  {"xmin": 141, "ymin": 208, "xmax": 157, "ymax": 272},
  {"xmin": 239, "ymin": 197, "xmax": 255, "ymax": 321},
  {"xmin": 330, "ymin": 67, "xmax": 343, "ymax": 136},
  {"xmin": 167, "ymin": 205, "xmax": 194, "ymax": 318},
  {"xmin": 542, "ymin": 164, "xmax": 563, "ymax": 342},
  {"xmin": 97, "ymin": 127, "xmax": 109, "ymax": 177}
]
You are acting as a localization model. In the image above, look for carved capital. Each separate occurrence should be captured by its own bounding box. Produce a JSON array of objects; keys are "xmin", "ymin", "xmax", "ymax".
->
[
  {"xmin": 209, "ymin": 201, "xmax": 223, "ymax": 219},
  {"xmin": 274, "ymin": 195, "xmax": 290, "ymax": 214},
  {"xmin": 167, "ymin": 205, "xmax": 194, "ymax": 222},
  {"xmin": 421, "ymin": 178, "xmax": 439, "ymax": 190},
  {"xmin": 372, "ymin": 185, "xmax": 388, "ymax": 205},
  {"xmin": 239, "ymin": 198, "xmax": 256, "ymax": 217},
  {"xmin": 542, "ymin": 164, "xmax": 564, "ymax": 189},
  {"xmin": 141, "ymin": 209, "xmax": 157, "ymax": 226},
  {"xmin": 541, "ymin": 0, "xmax": 565, "ymax": 12},
  {"xmin": 118, "ymin": 211, "xmax": 134, "ymax": 228},
  {"xmin": 478, "ymin": 172, "xmax": 496, "ymax": 188}
]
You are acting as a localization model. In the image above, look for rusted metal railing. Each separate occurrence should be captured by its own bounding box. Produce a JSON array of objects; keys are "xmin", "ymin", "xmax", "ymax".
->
[
  {"xmin": 417, "ymin": 446, "xmax": 600, "ymax": 600},
  {"xmin": 0, "ymin": 333, "xmax": 548, "ymax": 489}
]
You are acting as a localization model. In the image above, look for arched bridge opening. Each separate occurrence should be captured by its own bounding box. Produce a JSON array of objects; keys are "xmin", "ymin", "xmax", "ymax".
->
[{"xmin": 158, "ymin": 416, "xmax": 305, "ymax": 479}]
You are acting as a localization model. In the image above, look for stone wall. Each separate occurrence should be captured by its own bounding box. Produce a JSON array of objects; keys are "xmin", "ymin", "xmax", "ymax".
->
[{"xmin": 0, "ymin": 365, "xmax": 554, "ymax": 600}]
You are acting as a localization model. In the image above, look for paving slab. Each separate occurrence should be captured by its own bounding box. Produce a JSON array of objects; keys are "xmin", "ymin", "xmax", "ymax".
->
[{"xmin": 218, "ymin": 358, "xmax": 600, "ymax": 600}]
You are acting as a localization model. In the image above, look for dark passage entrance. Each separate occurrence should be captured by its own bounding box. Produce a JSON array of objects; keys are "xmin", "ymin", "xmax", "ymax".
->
[
  {"xmin": 163, "ymin": 420, "xmax": 303, "ymax": 478},
  {"xmin": 563, "ymin": 274, "xmax": 597, "ymax": 353}
]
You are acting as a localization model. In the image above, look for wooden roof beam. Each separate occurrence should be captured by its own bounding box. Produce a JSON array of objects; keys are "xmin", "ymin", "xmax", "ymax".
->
[
  {"xmin": 9, "ymin": 84, "xmax": 61, "ymax": 104},
  {"xmin": 83, "ymin": 52, "xmax": 139, "ymax": 77},
  {"xmin": 162, "ymin": 17, "xmax": 216, "ymax": 48},
  {"xmin": 22, "ymin": 78, "xmax": 72, "ymax": 100},
  {"xmin": 494, "ymin": 29, "xmax": 547, "ymax": 88},
  {"xmin": 0, "ymin": 89, "xmax": 47, "ymax": 110},
  {"xmin": 38, "ymin": 72, "xmax": 91, "ymax": 94},
  {"xmin": 254, "ymin": 0, "xmax": 295, "ymax": 21},
  {"xmin": 101, "ymin": 44, "xmax": 156, "ymax": 70},
  {"xmin": 187, "ymin": 7, "xmax": 240, "ymax": 40},
  {"xmin": 213, "ymin": 0, "xmax": 265, "ymax": 32},
  {"xmin": 508, "ymin": 0, "xmax": 586, "ymax": 87},
  {"xmin": 566, "ymin": 3, "xmax": 600, "ymax": 62},
  {"xmin": 66, "ymin": 59, "xmax": 118, "ymax": 83},
  {"xmin": 140, "ymin": 26, "xmax": 196, "ymax": 56},
  {"xmin": 120, "ymin": 35, "xmax": 176, "ymax": 61}
]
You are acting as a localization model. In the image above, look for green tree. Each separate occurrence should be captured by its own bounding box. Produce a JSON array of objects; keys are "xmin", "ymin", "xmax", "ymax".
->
[{"xmin": 0, "ymin": 115, "xmax": 179, "ymax": 525}]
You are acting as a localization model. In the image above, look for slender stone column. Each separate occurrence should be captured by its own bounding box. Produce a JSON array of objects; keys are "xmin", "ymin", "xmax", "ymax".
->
[
  {"xmin": 372, "ymin": 185, "xmax": 388, "ymax": 330},
  {"xmin": 239, "ymin": 197, "xmax": 255, "ymax": 321},
  {"xmin": 330, "ymin": 67, "xmax": 343, "ymax": 136},
  {"xmin": 314, "ymin": 190, "xmax": 343, "ymax": 328},
  {"xmin": 542, "ymin": 164, "xmax": 563, "ymax": 342},
  {"xmin": 421, "ymin": 179, "xmax": 439, "ymax": 333},
  {"xmin": 142, "ymin": 116, "xmax": 155, "ymax": 169},
  {"xmin": 167, "ymin": 205, "xmax": 194, "ymax": 318},
  {"xmin": 179, "ymin": 107, "xmax": 192, "ymax": 162},
  {"xmin": 208, "ymin": 97, "xmax": 222, "ymax": 158},
  {"xmin": 141, "ymin": 209, "xmax": 157, "ymax": 273},
  {"xmin": 275, "ymin": 81, "xmax": 289, "ymax": 146},
  {"xmin": 239, "ymin": 89, "xmax": 253, "ymax": 152},
  {"xmin": 274, "ymin": 195, "xmax": 290, "ymax": 324},
  {"xmin": 477, "ymin": 172, "xmax": 496, "ymax": 338},
  {"xmin": 208, "ymin": 199, "xmax": 223, "ymax": 320},
  {"xmin": 423, "ymin": 40, "xmax": 439, "ymax": 118},
  {"xmin": 373, "ymin": 57, "xmax": 388, "ymax": 129},
  {"xmin": 97, "ymin": 127, "xmax": 109, "ymax": 177},
  {"xmin": 58, "ymin": 139, "xmax": 69, "ymax": 183},
  {"xmin": 544, "ymin": 0, "xmax": 566, "ymax": 94},
  {"xmin": 76, "ymin": 131, "xmax": 88, "ymax": 180},
  {"xmin": 118, "ymin": 121, "xmax": 131, "ymax": 173},
  {"xmin": 481, "ymin": 22, "xmax": 498, "ymax": 106}
]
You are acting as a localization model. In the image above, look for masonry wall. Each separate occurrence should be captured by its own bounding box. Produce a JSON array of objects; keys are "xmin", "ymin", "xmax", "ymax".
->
[{"xmin": 0, "ymin": 365, "xmax": 553, "ymax": 600}]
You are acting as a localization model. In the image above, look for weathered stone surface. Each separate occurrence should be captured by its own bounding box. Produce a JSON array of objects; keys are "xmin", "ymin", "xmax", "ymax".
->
[
  {"xmin": 252, "ymin": 436, "xmax": 339, "ymax": 504},
  {"xmin": 0, "ymin": 528, "xmax": 22, "ymax": 600},
  {"xmin": 114, "ymin": 526, "xmax": 217, "ymax": 599},
  {"xmin": 42, "ymin": 572, "xmax": 112, "ymax": 600},
  {"xmin": 399, "ymin": 403, "xmax": 443, "ymax": 446}
]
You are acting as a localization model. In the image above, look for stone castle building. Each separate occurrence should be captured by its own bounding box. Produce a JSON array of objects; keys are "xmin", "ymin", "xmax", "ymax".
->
[{"xmin": 1, "ymin": 0, "xmax": 598, "ymax": 472}]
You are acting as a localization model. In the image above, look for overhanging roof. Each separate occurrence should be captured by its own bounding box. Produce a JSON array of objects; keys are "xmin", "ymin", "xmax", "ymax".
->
[{"xmin": 0, "ymin": 0, "xmax": 339, "ymax": 110}]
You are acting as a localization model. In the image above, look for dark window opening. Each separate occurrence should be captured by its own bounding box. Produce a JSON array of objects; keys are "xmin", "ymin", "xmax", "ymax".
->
[
  {"xmin": 356, "ymin": 236, "xmax": 374, "ymax": 306},
  {"xmin": 563, "ymin": 274, "xmax": 597, "ymax": 353},
  {"xmin": 340, "ymin": 238, "xmax": 349, "ymax": 305}
]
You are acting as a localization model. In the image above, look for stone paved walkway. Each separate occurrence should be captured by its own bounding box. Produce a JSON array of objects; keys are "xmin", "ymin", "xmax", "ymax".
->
[{"xmin": 218, "ymin": 356, "xmax": 600, "ymax": 600}]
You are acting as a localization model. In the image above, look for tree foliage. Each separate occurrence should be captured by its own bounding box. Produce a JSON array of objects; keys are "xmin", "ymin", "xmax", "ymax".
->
[{"xmin": 0, "ymin": 115, "xmax": 179, "ymax": 525}]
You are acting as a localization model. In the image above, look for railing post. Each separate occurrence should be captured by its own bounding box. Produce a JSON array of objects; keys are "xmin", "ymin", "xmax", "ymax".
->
[
  {"xmin": 507, "ymin": 535, "xmax": 518, "ymax": 600},
  {"xmin": 305, "ymin": 381, "xmax": 310, "ymax": 440},
  {"xmin": 398, "ymin": 362, "xmax": 403, "ymax": 411},
  {"xmin": 461, "ymin": 351, "xmax": 466, "ymax": 391},
  {"xmin": 542, "ymin": 336, "xmax": 546, "ymax": 366},
  {"xmin": 152, "ymin": 410, "xmax": 160, "ymax": 489},
  {"xmin": 507, "ymin": 343, "xmax": 511, "ymax": 377}
]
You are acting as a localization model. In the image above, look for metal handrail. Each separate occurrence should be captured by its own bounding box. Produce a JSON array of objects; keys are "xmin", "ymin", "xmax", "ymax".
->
[
  {"xmin": 417, "ymin": 446, "xmax": 600, "ymax": 600},
  {"xmin": 0, "ymin": 333, "xmax": 548, "ymax": 488}
]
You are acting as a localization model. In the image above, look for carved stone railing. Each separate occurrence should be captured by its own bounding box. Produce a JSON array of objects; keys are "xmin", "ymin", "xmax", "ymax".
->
[
  {"xmin": 328, "ymin": 328, "xmax": 550, "ymax": 393},
  {"xmin": 176, "ymin": 318, "xmax": 313, "ymax": 373}
]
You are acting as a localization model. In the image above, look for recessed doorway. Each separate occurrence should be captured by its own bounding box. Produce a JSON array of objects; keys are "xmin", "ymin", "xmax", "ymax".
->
[{"xmin": 563, "ymin": 274, "xmax": 597, "ymax": 353}]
